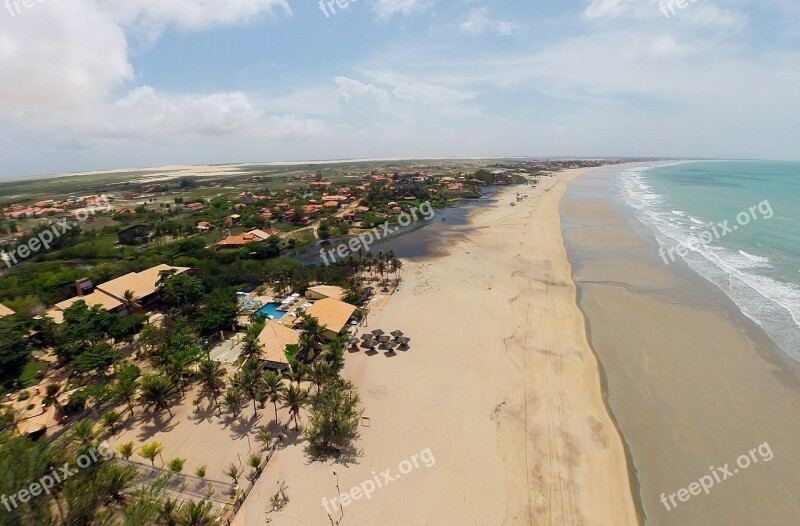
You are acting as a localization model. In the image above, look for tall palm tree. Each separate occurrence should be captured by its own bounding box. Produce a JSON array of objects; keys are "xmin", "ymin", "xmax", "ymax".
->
[
  {"xmin": 308, "ymin": 361, "xmax": 331, "ymax": 395},
  {"xmin": 139, "ymin": 375, "xmax": 178, "ymax": 417},
  {"xmin": 110, "ymin": 375, "xmax": 139, "ymax": 417},
  {"xmin": 263, "ymin": 371, "xmax": 286, "ymax": 424},
  {"xmin": 222, "ymin": 388, "xmax": 242, "ymax": 417},
  {"xmin": 281, "ymin": 385, "xmax": 309, "ymax": 431},
  {"xmin": 197, "ymin": 360, "xmax": 226, "ymax": 411},
  {"xmin": 324, "ymin": 339, "xmax": 346, "ymax": 377},
  {"xmin": 376, "ymin": 260, "xmax": 387, "ymax": 288},
  {"xmin": 285, "ymin": 359, "xmax": 307, "ymax": 386},
  {"xmin": 232, "ymin": 360, "xmax": 265, "ymax": 418},
  {"xmin": 101, "ymin": 410, "xmax": 123, "ymax": 435}
]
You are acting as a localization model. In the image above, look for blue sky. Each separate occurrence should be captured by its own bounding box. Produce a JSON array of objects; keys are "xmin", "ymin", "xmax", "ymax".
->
[{"xmin": 0, "ymin": 0, "xmax": 799, "ymax": 177}]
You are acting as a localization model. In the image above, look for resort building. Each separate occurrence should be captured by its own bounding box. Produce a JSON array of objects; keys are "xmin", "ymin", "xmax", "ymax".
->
[
  {"xmin": 305, "ymin": 285, "xmax": 346, "ymax": 301},
  {"xmin": 298, "ymin": 298, "xmax": 357, "ymax": 340},
  {"xmin": 95, "ymin": 264, "xmax": 191, "ymax": 307},
  {"xmin": 46, "ymin": 291, "xmax": 125, "ymax": 324},
  {"xmin": 0, "ymin": 302, "xmax": 14, "ymax": 318},
  {"xmin": 257, "ymin": 320, "xmax": 300, "ymax": 371}
]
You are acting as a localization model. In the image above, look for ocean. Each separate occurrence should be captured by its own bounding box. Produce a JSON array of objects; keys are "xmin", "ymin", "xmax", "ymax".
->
[{"xmin": 619, "ymin": 160, "xmax": 800, "ymax": 364}]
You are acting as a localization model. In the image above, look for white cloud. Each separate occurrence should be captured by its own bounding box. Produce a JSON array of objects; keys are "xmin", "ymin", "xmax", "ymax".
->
[
  {"xmin": 372, "ymin": 0, "xmax": 432, "ymax": 19},
  {"xmin": 0, "ymin": 0, "xmax": 292, "ymax": 141},
  {"xmin": 460, "ymin": 7, "xmax": 518, "ymax": 36}
]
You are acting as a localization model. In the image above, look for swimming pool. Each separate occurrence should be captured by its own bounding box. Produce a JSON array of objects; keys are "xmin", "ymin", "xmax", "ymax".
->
[{"xmin": 254, "ymin": 302, "xmax": 285, "ymax": 320}]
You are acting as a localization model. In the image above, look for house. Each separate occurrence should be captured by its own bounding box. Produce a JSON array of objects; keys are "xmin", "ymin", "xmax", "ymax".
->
[
  {"xmin": 305, "ymin": 285, "xmax": 345, "ymax": 301},
  {"xmin": 183, "ymin": 202, "xmax": 204, "ymax": 213},
  {"xmin": 197, "ymin": 221, "xmax": 211, "ymax": 232},
  {"xmin": 225, "ymin": 214, "xmax": 241, "ymax": 227},
  {"xmin": 0, "ymin": 303, "xmax": 14, "ymax": 319},
  {"xmin": 95, "ymin": 264, "xmax": 191, "ymax": 307},
  {"xmin": 215, "ymin": 229, "xmax": 279, "ymax": 249},
  {"xmin": 257, "ymin": 320, "xmax": 300, "ymax": 371},
  {"xmin": 117, "ymin": 224, "xmax": 149, "ymax": 246},
  {"xmin": 297, "ymin": 298, "xmax": 357, "ymax": 340}
]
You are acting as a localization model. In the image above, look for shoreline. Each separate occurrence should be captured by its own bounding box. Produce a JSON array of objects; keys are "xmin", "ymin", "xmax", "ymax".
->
[{"xmin": 562, "ymin": 166, "xmax": 800, "ymax": 524}]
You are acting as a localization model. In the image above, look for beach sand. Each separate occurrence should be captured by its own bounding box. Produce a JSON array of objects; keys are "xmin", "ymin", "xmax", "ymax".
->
[
  {"xmin": 235, "ymin": 169, "xmax": 638, "ymax": 525},
  {"xmin": 562, "ymin": 169, "xmax": 800, "ymax": 525}
]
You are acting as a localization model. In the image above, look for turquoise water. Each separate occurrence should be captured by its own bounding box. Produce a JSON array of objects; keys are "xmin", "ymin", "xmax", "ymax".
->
[
  {"xmin": 619, "ymin": 161, "xmax": 800, "ymax": 361},
  {"xmin": 255, "ymin": 302, "xmax": 285, "ymax": 319}
]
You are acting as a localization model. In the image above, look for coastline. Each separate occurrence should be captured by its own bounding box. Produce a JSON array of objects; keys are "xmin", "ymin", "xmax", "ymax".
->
[
  {"xmin": 236, "ymin": 167, "xmax": 639, "ymax": 524},
  {"xmin": 562, "ymin": 166, "xmax": 800, "ymax": 524}
]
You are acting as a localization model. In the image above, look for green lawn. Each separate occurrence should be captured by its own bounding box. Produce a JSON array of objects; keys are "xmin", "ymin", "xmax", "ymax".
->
[{"xmin": 18, "ymin": 361, "xmax": 49, "ymax": 387}]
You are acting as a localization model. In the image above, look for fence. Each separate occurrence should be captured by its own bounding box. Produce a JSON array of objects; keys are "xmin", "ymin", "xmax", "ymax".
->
[{"xmin": 116, "ymin": 457, "xmax": 237, "ymax": 516}]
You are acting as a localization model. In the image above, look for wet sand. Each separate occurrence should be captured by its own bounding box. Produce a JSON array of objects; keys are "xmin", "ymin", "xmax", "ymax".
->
[{"xmin": 562, "ymin": 167, "xmax": 800, "ymax": 525}]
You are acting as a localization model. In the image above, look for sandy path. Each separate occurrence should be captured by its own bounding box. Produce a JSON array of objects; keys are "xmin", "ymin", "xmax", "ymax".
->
[{"xmin": 233, "ymin": 168, "xmax": 638, "ymax": 525}]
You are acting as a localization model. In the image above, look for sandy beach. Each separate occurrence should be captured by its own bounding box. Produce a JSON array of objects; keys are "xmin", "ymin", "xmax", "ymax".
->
[
  {"xmin": 562, "ymin": 168, "xmax": 800, "ymax": 525},
  {"xmin": 235, "ymin": 168, "xmax": 638, "ymax": 525}
]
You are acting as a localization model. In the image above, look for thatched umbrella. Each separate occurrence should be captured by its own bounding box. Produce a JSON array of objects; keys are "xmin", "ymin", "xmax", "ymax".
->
[
  {"xmin": 371, "ymin": 328, "xmax": 385, "ymax": 337},
  {"xmin": 397, "ymin": 336, "xmax": 411, "ymax": 345},
  {"xmin": 348, "ymin": 337, "xmax": 360, "ymax": 345},
  {"xmin": 377, "ymin": 335, "xmax": 391, "ymax": 343},
  {"xmin": 363, "ymin": 340, "xmax": 378, "ymax": 349},
  {"xmin": 390, "ymin": 330, "xmax": 404, "ymax": 338},
  {"xmin": 361, "ymin": 333, "xmax": 375, "ymax": 341},
  {"xmin": 384, "ymin": 340, "xmax": 397, "ymax": 349}
]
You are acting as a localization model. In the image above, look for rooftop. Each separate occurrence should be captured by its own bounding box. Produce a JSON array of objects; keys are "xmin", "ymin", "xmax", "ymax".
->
[
  {"xmin": 300, "ymin": 298, "xmax": 356, "ymax": 335},
  {"xmin": 0, "ymin": 302, "xmax": 14, "ymax": 318},
  {"xmin": 96, "ymin": 264, "xmax": 190, "ymax": 301},
  {"xmin": 257, "ymin": 320, "xmax": 300, "ymax": 367},
  {"xmin": 55, "ymin": 291, "xmax": 123, "ymax": 312}
]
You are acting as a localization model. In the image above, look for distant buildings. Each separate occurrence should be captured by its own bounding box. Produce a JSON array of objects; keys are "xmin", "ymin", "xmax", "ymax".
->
[{"xmin": 215, "ymin": 229, "xmax": 279, "ymax": 249}]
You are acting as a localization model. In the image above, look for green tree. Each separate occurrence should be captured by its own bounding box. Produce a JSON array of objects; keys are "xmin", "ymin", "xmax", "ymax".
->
[
  {"xmin": 197, "ymin": 360, "xmax": 226, "ymax": 410},
  {"xmin": 139, "ymin": 375, "xmax": 178, "ymax": 417},
  {"xmin": 304, "ymin": 376, "xmax": 363, "ymax": 456},
  {"xmin": 281, "ymin": 384, "xmax": 309, "ymax": 431}
]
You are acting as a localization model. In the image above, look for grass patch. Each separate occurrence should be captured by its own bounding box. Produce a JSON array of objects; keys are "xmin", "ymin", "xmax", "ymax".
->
[{"xmin": 18, "ymin": 361, "xmax": 49, "ymax": 387}]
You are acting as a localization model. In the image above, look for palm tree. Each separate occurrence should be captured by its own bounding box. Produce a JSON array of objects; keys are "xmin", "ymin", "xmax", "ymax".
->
[
  {"xmin": 284, "ymin": 359, "xmax": 307, "ymax": 386},
  {"xmin": 308, "ymin": 361, "xmax": 331, "ymax": 395},
  {"xmin": 376, "ymin": 260, "xmax": 387, "ymax": 288},
  {"xmin": 176, "ymin": 500, "xmax": 218, "ymax": 526},
  {"xmin": 197, "ymin": 360, "xmax": 226, "ymax": 411},
  {"xmin": 168, "ymin": 458, "xmax": 186, "ymax": 473},
  {"xmin": 299, "ymin": 314, "xmax": 326, "ymax": 353},
  {"xmin": 281, "ymin": 385, "xmax": 309, "ymax": 431},
  {"xmin": 224, "ymin": 464, "xmax": 243, "ymax": 486},
  {"xmin": 222, "ymin": 388, "xmax": 242, "ymax": 417},
  {"xmin": 71, "ymin": 419, "xmax": 95, "ymax": 446},
  {"xmin": 110, "ymin": 375, "xmax": 139, "ymax": 417},
  {"xmin": 239, "ymin": 335, "xmax": 263, "ymax": 362},
  {"xmin": 101, "ymin": 410, "xmax": 123, "ymax": 435},
  {"xmin": 122, "ymin": 289, "xmax": 138, "ymax": 313},
  {"xmin": 118, "ymin": 441, "xmax": 135, "ymax": 460},
  {"xmin": 324, "ymin": 337, "xmax": 346, "ymax": 377},
  {"xmin": 139, "ymin": 441, "xmax": 164, "ymax": 467},
  {"xmin": 159, "ymin": 498, "xmax": 179, "ymax": 526},
  {"xmin": 139, "ymin": 375, "xmax": 178, "ymax": 417},
  {"xmin": 263, "ymin": 372, "xmax": 286, "ymax": 424},
  {"xmin": 232, "ymin": 360, "xmax": 265, "ymax": 418}
]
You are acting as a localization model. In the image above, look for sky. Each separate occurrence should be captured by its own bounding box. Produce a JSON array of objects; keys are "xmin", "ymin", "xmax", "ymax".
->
[{"xmin": 0, "ymin": 0, "xmax": 799, "ymax": 178}]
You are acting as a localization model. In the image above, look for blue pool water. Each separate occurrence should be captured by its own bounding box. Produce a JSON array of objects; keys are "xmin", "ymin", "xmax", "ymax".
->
[{"xmin": 255, "ymin": 302, "xmax": 285, "ymax": 319}]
